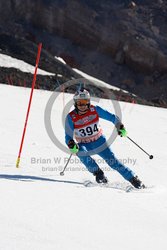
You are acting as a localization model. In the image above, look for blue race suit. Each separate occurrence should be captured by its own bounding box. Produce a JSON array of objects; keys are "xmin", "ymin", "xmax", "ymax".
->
[{"xmin": 65, "ymin": 105, "xmax": 134, "ymax": 181}]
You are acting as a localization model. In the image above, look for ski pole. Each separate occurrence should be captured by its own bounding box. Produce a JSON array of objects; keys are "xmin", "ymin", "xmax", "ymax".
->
[
  {"xmin": 127, "ymin": 136, "xmax": 153, "ymax": 159},
  {"xmin": 60, "ymin": 153, "xmax": 73, "ymax": 176}
]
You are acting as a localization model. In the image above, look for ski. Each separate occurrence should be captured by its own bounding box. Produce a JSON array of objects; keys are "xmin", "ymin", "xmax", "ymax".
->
[{"xmin": 83, "ymin": 180, "xmax": 154, "ymax": 193}]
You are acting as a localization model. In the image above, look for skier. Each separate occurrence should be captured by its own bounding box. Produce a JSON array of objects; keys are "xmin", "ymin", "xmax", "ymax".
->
[{"xmin": 65, "ymin": 88, "xmax": 145, "ymax": 189}]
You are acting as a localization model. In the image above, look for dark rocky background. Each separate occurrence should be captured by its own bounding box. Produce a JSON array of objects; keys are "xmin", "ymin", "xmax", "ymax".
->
[{"xmin": 0, "ymin": 0, "xmax": 167, "ymax": 107}]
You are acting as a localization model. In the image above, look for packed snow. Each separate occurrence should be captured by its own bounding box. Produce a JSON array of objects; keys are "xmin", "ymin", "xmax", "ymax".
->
[
  {"xmin": 0, "ymin": 53, "xmax": 55, "ymax": 75},
  {"xmin": 0, "ymin": 82, "xmax": 167, "ymax": 250},
  {"xmin": 73, "ymin": 67, "xmax": 121, "ymax": 91}
]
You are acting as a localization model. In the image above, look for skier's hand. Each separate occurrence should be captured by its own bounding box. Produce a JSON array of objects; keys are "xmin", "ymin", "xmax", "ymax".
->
[
  {"xmin": 68, "ymin": 139, "xmax": 79, "ymax": 154},
  {"xmin": 116, "ymin": 123, "xmax": 127, "ymax": 137}
]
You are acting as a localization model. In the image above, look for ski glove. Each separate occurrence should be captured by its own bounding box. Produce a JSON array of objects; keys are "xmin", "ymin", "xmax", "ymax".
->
[
  {"xmin": 116, "ymin": 123, "xmax": 127, "ymax": 137},
  {"xmin": 68, "ymin": 139, "xmax": 79, "ymax": 154}
]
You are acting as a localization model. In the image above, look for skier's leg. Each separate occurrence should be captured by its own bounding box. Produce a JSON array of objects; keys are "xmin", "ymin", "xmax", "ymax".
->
[
  {"xmin": 98, "ymin": 146, "xmax": 145, "ymax": 188},
  {"xmin": 77, "ymin": 144, "xmax": 100, "ymax": 173},
  {"xmin": 98, "ymin": 146, "xmax": 135, "ymax": 181},
  {"xmin": 77, "ymin": 145, "xmax": 107, "ymax": 183},
  {"xmin": 77, "ymin": 154, "xmax": 99, "ymax": 174}
]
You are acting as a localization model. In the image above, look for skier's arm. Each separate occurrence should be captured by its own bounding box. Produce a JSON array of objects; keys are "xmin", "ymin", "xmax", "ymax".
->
[
  {"xmin": 95, "ymin": 105, "xmax": 121, "ymax": 125},
  {"xmin": 95, "ymin": 105, "xmax": 127, "ymax": 137},
  {"xmin": 65, "ymin": 115, "xmax": 79, "ymax": 153},
  {"xmin": 65, "ymin": 114, "xmax": 74, "ymax": 145}
]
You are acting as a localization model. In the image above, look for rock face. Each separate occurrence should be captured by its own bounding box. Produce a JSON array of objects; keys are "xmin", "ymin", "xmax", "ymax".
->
[{"xmin": 0, "ymin": 0, "xmax": 167, "ymax": 106}]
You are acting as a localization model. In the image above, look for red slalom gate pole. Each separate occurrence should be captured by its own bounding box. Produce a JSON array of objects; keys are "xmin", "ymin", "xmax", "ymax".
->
[{"xmin": 16, "ymin": 43, "xmax": 42, "ymax": 168}]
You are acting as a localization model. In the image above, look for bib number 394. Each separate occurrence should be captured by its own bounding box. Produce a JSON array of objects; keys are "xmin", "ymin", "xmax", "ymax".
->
[{"xmin": 78, "ymin": 124, "xmax": 99, "ymax": 137}]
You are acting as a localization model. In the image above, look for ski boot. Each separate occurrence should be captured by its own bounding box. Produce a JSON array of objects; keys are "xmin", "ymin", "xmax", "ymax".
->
[
  {"xmin": 94, "ymin": 169, "xmax": 108, "ymax": 184},
  {"xmin": 129, "ymin": 176, "xmax": 145, "ymax": 189}
]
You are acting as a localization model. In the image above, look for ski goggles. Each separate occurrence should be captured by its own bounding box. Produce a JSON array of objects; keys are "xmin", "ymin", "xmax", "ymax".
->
[{"xmin": 76, "ymin": 100, "xmax": 90, "ymax": 106}]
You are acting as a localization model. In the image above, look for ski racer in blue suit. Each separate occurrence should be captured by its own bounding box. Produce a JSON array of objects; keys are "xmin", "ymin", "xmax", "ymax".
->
[{"xmin": 65, "ymin": 88, "xmax": 145, "ymax": 189}]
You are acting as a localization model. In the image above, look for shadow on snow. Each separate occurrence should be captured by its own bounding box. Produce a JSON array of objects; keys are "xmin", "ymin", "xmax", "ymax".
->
[{"xmin": 0, "ymin": 174, "xmax": 83, "ymax": 185}]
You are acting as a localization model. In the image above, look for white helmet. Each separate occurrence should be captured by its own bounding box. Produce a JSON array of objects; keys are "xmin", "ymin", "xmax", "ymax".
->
[
  {"xmin": 73, "ymin": 88, "xmax": 90, "ymax": 103},
  {"xmin": 73, "ymin": 88, "xmax": 90, "ymax": 110}
]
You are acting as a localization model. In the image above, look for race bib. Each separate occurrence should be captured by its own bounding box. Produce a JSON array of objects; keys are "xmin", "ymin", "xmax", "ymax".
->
[{"xmin": 74, "ymin": 122, "xmax": 102, "ymax": 142}]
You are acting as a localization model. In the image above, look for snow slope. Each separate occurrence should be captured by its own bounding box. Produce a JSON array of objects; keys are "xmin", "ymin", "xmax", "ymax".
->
[
  {"xmin": 73, "ymin": 67, "xmax": 121, "ymax": 90},
  {"xmin": 0, "ymin": 83, "xmax": 167, "ymax": 250},
  {"xmin": 55, "ymin": 55, "xmax": 124, "ymax": 91},
  {"xmin": 0, "ymin": 53, "xmax": 54, "ymax": 75}
]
